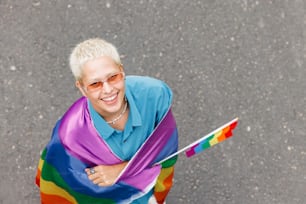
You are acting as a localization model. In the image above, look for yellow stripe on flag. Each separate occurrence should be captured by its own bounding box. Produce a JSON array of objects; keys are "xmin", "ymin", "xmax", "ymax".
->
[
  {"xmin": 154, "ymin": 166, "xmax": 174, "ymax": 192},
  {"xmin": 209, "ymin": 131, "xmax": 221, "ymax": 146},
  {"xmin": 40, "ymin": 178, "xmax": 77, "ymax": 204}
]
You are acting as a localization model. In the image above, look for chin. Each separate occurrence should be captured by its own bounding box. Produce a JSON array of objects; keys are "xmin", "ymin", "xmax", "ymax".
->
[{"xmin": 101, "ymin": 98, "xmax": 124, "ymax": 113}]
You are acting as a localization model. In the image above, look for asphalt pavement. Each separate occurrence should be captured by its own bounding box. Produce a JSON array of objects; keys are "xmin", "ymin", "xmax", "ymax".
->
[{"xmin": 1, "ymin": 1, "xmax": 305, "ymax": 204}]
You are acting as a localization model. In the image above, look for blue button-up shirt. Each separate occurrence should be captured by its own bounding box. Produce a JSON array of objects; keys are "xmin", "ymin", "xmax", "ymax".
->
[{"xmin": 88, "ymin": 75, "xmax": 173, "ymax": 203}]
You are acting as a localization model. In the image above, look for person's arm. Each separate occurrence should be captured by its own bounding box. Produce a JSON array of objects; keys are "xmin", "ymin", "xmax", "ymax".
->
[{"xmin": 154, "ymin": 156, "xmax": 178, "ymax": 204}]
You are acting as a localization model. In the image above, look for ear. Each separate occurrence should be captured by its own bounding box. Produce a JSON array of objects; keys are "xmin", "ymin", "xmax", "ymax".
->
[{"xmin": 75, "ymin": 80, "xmax": 87, "ymax": 97}]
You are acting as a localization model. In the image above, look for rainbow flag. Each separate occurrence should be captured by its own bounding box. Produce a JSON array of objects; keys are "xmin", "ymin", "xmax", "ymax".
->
[
  {"xmin": 36, "ymin": 97, "xmax": 178, "ymax": 204},
  {"xmin": 157, "ymin": 118, "xmax": 238, "ymax": 164}
]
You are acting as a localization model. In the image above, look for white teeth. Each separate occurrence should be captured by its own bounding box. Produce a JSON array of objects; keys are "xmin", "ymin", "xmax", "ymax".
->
[{"xmin": 102, "ymin": 94, "xmax": 117, "ymax": 102}]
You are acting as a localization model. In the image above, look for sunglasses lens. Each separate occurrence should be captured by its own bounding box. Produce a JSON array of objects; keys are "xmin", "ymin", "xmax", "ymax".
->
[
  {"xmin": 107, "ymin": 73, "xmax": 124, "ymax": 84},
  {"xmin": 87, "ymin": 82, "xmax": 103, "ymax": 92},
  {"xmin": 86, "ymin": 72, "xmax": 124, "ymax": 92}
]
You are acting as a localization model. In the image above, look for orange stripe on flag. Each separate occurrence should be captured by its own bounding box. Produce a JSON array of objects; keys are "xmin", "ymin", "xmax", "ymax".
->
[
  {"xmin": 154, "ymin": 169, "xmax": 174, "ymax": 203},
  {"xmin": 41, "ymin": 192, "xmax": 73, "ymax": 204},
  {"xmin": 217, "ymin": 131, "xmax": 226, "ymax": 142},
  {"xmin": 35, "ymin": 168, "xmax": 41, "ymax": 187},
  {"xmin": 40, "ymin": 178, "xmax": 77, "ymax": 204}
]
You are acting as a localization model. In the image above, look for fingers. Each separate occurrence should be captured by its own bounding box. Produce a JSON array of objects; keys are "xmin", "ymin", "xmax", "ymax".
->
[
  {"xmin": 97, "ymin": 179, "xmax": 112, "ymax": 187},
  {"xmin": 85, "ymin": 167, "xmax": 96, "ymax": 176},
  {"xmin": 85, "ymin": 167, "xmax": 113, "ymax": 186},
  {"xmin": 92, "ymin": 175, "xmax": 105, "ymax": 185},
  {"xmin": 85, "ymin": 167, "xmax": 103, "ymax": 182}
]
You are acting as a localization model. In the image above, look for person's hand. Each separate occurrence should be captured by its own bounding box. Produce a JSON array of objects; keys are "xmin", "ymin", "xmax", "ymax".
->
[{"xmin": 85, "ymin": 161, "xmax": 128, "ymax": 187}]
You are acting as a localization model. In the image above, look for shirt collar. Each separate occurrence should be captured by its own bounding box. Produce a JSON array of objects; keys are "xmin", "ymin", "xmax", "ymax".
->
[
  {"xmin": 125, "ymin": 86, "xmax": 142, "ymax": 127},
  {"xmin": 88, "ymin": 100, "xmax": 114, "ymax": 139}
]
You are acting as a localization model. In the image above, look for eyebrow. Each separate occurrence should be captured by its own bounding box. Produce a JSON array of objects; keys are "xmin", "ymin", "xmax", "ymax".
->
[{"xmin": 86, "ymin": 71, "xmax": 120, "ymax": 83}]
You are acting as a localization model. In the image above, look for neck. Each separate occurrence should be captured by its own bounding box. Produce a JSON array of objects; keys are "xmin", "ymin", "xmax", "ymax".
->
[{"xmin": 105, "ymin": 99, "xmax": 128, "ymax": 124}]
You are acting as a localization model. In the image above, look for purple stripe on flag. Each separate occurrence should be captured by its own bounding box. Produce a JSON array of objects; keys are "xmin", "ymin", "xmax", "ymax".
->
[
  {"xmin": 59, "ymin": 97, "xmax": 122, "ymax": 166},
  {"xmin": 118, "ymin": 109, "xmax": 178, "ymax": 180},
  {"xmin": 185, "ymin": 144, "xmax": 197, "ymax": 157}
]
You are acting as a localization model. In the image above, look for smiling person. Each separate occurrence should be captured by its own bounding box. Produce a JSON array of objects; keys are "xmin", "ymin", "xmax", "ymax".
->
[{"xmin": 35, "ymin": 38, "xmax": 179, "ymax": 204}]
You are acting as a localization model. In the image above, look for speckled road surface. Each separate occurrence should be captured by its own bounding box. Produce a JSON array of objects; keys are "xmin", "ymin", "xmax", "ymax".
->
[{"xmin": 1, "ymin": 1, "xmax": 305, "ymax": 203}]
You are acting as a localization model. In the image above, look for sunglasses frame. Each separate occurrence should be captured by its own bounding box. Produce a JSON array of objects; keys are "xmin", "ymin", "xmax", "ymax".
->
[{"xmin": 83, "ymin": 72, "xmax": 125, "ymax": 93}]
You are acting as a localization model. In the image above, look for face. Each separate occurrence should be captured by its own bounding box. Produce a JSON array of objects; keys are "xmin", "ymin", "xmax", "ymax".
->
[{"xmin": 76, "ymin": 56, "xmax": 125, "ymax": 119}]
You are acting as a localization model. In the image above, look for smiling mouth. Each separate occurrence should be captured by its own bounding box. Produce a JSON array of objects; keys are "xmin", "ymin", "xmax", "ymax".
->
[{"xmin": 101, "ymin": 93, "xmax": 118, "ymax": 102}]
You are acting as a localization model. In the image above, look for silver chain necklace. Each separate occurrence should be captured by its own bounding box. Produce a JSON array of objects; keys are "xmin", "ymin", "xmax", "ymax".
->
[{"xmin": 106, "ymin": 99, "xmax": 128, "ymax": 124}]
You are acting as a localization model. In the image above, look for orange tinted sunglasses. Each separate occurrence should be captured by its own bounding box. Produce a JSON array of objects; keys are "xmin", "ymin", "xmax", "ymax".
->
[{"xmin": 85, "ymin": 72, "xmax": 125, "ymax": 92}]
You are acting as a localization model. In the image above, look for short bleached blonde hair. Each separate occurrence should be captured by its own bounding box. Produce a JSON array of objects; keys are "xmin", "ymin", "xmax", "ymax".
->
[{"xmin": 69, "ymin": 38, "xmax": 122, "ymax": 80}]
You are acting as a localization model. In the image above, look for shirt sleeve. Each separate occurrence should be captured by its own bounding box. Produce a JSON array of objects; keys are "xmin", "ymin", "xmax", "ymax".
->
[{"xmin": 155, "ymin": 80, "xmax": 173, "ymax": 123}]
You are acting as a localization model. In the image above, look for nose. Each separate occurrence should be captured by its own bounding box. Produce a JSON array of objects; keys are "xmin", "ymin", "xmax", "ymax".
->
[{"xmin": 102, "ymin": 82, "xmax": 113, "ymax": 93}]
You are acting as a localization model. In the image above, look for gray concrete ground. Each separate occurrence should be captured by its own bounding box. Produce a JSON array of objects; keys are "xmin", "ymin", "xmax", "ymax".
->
[{"xmin": 1, "ymin": 1, "xmax": 305, "ymax": 203}]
